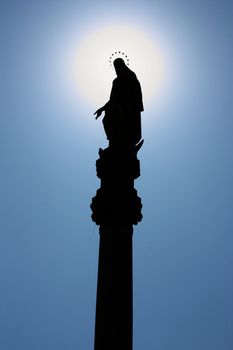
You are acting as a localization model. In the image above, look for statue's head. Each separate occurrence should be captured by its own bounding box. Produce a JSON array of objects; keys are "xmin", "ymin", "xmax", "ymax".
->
[{"xmin": 113, "ymin": 58, "xmax": 128, "ymax": 77}]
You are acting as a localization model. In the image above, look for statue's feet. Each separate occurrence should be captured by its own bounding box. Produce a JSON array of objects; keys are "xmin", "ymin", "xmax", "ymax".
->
[
  {"xmin": 134, "ymin": 139, "xmax": 144, "ymax": 153},
  {"xmin": 107, "ymin": 139, "xmax": 144, "ymax": 152}
]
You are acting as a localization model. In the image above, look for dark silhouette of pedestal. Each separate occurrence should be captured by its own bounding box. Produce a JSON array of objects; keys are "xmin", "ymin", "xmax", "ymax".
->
[{"xmin": 91, "ymin": 146, "xmax": 142, "ymax": 350}]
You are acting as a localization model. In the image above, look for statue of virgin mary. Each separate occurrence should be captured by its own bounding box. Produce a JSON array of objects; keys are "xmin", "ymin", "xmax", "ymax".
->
[{"xmin": 94, "ymin": 58, "xmax": 144, "ymax": 147}]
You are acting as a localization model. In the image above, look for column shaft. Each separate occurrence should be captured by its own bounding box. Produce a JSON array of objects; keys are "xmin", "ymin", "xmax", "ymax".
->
[{"xmin": 94, "ymin": 225, "xmax": 133, "ymax": 350}]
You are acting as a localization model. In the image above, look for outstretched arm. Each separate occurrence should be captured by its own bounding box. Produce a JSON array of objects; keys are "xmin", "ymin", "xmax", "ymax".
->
[
  {"xmin": 94, "ymin": 107, "xmax": 104, "ymax": 120},
  {"xmin": 94, "ymin": 101, "xmax": 110, "ymax": 120}
]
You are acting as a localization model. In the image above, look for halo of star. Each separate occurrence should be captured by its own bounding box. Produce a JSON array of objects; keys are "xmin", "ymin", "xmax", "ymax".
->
[{"xmin": 109, "ymin": 51, "xmax": 130, "ymax": 67}]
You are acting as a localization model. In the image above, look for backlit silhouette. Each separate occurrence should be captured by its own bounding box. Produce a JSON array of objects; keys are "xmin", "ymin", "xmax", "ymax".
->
[
  {"xmin": 91, "ymin": 57, "xmax": 143, "ymax": 350},
  {"xmin": 94, "ymin": 58, "xmax": 143, "ymax": 146}
]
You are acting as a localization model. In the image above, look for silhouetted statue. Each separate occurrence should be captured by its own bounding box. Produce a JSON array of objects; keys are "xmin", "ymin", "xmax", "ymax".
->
[
  {"xmin": 94, "ymin": 58, "xmax": 144, "ymax": 146},
  {"xmin": 91, "ymin": 57, "xmax": 143, "ymax": 350}
]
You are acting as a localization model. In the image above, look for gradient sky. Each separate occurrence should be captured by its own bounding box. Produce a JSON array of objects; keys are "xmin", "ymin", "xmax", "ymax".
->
[{"xmin": 1, "ymin": 1, "xmax": 233, "ymax": 349}]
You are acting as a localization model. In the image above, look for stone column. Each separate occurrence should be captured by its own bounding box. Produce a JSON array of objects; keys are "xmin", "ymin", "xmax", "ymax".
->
[{"xmin": 91, "ymin": 146, "xmax": 142, "ymax": 350}]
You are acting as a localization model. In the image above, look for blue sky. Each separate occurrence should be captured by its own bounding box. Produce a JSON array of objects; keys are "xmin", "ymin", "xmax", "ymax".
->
[{"xmin": 1, "ymin": 1, "xmax": 233, "ymax": 349}]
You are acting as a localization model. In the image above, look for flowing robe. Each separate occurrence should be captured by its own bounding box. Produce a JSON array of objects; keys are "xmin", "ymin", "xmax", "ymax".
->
[{"xmin": 103, "ymin": 70, "xmax": 144, "ymax": 145}]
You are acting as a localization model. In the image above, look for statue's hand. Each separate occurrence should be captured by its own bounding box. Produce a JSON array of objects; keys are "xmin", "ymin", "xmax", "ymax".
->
[{"xmin": 94, "ymin": 108, "xmax": 104, "ymax": 120}]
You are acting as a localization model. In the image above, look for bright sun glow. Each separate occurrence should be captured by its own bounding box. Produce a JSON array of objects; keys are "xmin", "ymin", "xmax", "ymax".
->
[{"xmin": 70, "ymin": 24, "xmax": 168, "ymax": 108}]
